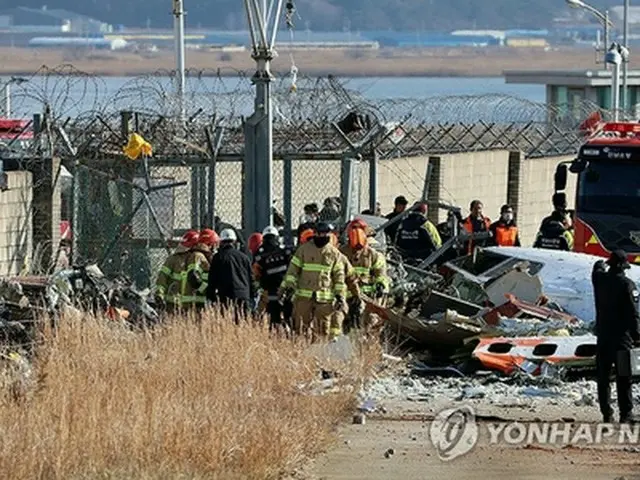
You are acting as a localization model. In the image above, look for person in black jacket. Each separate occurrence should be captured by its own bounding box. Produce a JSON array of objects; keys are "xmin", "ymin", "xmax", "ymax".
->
[
  {"xmin": 206, "ymin": 228, "xmax": 254, "ymax": 324},
  {"xmin": 253, "ymin": 226, "xmax": 293, "ymax": 330},
  {"xmin": 384, "ymin": 195, "xmax": 408, "ymax": 244},
  {"xmin": 592, "ymin": 249, "xmax": 640, "ymax": 423},
  {"xmin": 533, "ymin": 211, "xmax": 574, "ymax": 251}
]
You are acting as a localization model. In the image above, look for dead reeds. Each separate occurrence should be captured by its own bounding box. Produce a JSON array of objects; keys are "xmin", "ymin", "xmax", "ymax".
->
[{"xmin": 0, "ymin": 309, "xmax": 379, "ymax": 479}]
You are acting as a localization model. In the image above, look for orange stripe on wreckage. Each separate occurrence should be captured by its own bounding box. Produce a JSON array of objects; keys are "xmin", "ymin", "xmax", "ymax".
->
[{"xmin": 472, "ymin": 335, "xmax": 596, "ymax": 376}]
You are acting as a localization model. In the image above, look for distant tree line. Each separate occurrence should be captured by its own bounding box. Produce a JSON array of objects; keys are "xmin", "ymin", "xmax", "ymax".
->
[{"xmin": 1, "ymin": 0, "xmax": 617, "ymax": 31}]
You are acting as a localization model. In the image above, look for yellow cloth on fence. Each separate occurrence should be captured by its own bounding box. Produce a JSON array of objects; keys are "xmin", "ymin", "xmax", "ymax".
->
[{"xmin": 123, "ymin": 132, "xmax": 152, "ymax": 160}]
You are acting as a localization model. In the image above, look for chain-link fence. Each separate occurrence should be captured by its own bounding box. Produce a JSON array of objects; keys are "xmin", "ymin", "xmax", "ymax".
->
[{"xmin": 2, "ymin": 65, "xmax": 613, "ymax": 285}]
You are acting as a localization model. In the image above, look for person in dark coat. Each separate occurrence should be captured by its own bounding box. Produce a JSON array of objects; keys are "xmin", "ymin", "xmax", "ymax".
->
[
  {"xmin": 253, "ymin": 226, "xmax": 293, "ymax": 330},
  {"xmin": 384, "ymin": 195, "xmax": 409, "ymax": 244},
  {"xmin": 592, "ymin": 249, "xmax": 640, "ymax": 423},
  {"xmin": 533, "ymin": 210, "xmax": 573, "ymax": 251},
  {"xmin": 206, "ymin": 228, "xmax": 254, "ymax": 323}
]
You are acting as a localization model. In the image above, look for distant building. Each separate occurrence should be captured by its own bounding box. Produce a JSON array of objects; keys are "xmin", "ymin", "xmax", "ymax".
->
[{"xmin": 0, "ymin": 6, "xmax": 112, "ymax": 34}]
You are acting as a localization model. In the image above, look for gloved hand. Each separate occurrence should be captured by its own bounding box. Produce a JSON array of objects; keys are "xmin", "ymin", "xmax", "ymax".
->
[
  {"xmin": 334, "ymin": 294, "xmax": 345, "ymax": 312},
  {"xmin": 279, "ymin": 287, "xmax": 294, "ymax": 303},
  {"xmin": 348, "ymin": 296, "xmax": 364, "ymax": 315},
  {"xmin": 154, "ymin": 294, "xmax": 166, "ymax": 310},
  {"xmin": 375, "ymin": 283, "xmax": 386, "ymax": 298},
  {"xmin": 187, "ymin": 270, "xmax": 203, "ymax": 290}
]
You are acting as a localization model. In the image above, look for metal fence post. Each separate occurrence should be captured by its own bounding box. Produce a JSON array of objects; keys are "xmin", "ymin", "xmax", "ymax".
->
[
  {"xmin": 242, "ymin": 117, "xmax": 256, "ymax": 237},
  {"xmin": 71, "ymin": 166, "xmax": 84, "ymax": 265},
  {"xmin": 198, "ymin": 165, "xmax": 207, "ymax": 227},
  {"xmin": 369, "ymin": 149, "xmax": 378, "ymax": 213},
  {"xmin": 283, "ymin": 156, "xmax": 293, "ymax": 246},
  {"xmin": 191, "ymin": 168, "xmax": 200, "ymax": 229},
  {"xmin": 340, "ymin": 155, "xmax": 354, "ymax": 224}
]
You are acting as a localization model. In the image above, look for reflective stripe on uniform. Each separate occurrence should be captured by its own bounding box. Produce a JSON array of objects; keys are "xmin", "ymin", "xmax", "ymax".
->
[
  {"xmin": 329, "ymin": 327, "xmax": 342, "ymax": 337},
  {"xmin": 181, "ymin": 295, "xmax": 207, "ymax": 304},
  {"xmin": 354, "ymin": 266, "xmax": 370, "ymax": 275},
  {"xmin": 294, "ymin": 288, "xmax": 335, "ymax": 302},
  {"xmin": 266, "ymin": 265, "xmax": 288, "ymax": 275},
  {"xmin": 291, "ymin": 256, "xmax": 302, "ymax": 267},
  {"xmin": 301, "ymin": 263, "xmax": 332, "ymax": 274},
  {"xmin": 283, "ymin": 274, "xmax": 298, "ymax": 287}
]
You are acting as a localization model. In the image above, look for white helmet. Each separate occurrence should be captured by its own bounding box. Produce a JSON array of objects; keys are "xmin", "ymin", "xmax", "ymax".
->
[
  {"xmin": 220, "ymin": 228, "xmax": 237, "ymax": 242},
  {"xmin": 262, "ymin": 225, "xmax": 279, "ymax": 237}
]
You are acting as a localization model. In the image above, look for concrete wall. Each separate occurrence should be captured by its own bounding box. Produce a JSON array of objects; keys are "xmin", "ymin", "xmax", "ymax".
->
[
  {"xmin": 517, "ymin": 154, "xmax": 576, "ymax": 246},
  {"xmin": 0, "ymin": 171, "xmax": 32, "ymax": 276},
  {"xmin": 375, "ymin": 150, "xmax": 577, "ymax": 246},
  {"xmin": 376, "ymin": 150, "xmax": 511, "ymax": 223}
]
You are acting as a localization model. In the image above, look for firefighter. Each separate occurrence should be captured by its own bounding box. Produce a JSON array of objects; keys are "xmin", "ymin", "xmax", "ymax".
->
[
  {"xmin": 462, "ymin": 200, "xmax": 491, "ymax": 253},
  {"xmin": 155, "ymin": 230, "xmax": 200, "ymax": 313},
  {"xmin": 248, "ymin": 232, "xmax": 263, "ymax": 257},
  {"xmin": 206, "ymin": 229, "xmax": 254, "ymax": 324},
  {"xmin": 192, "ymin": 228, "xmax": 219, "ymax": 300},
  {"xmin": 297, "ymin": 214, "xmax": 316, "ymax": 245},
  {"xmin": 331, "ymin": 248, "xmax": 360, "ymax": 338},
  {"xmin": 489, "ymin": 204, "xmax": 521, "ymax": 247},
  {"xmin": 183, "ymin": 232, "xmax": 213, "ymax": 311},
  {"xmin": 253, "ymin": 226, "xmax": 293, "ymax": 330},
  {"xmin": 279, "ymin": 222, "xmax": 347, "ymax": 341},
  {"xmin": 533, "ymin": 210, "xmax": 574, "ymax": 251},
  {"xmin": 592, "ymin": 250, "xmax": 640, "ymax": 423},
  {"xmin": 340, "ymin": 220, "xmax": 389, "ymax": 333},
  {"xmin": 199, "ymin": 229, "xmax": 220, "ymax": 261},
  {"xmin": 395, "ymin": 202, "xmax": 442, "ymax": 262}
]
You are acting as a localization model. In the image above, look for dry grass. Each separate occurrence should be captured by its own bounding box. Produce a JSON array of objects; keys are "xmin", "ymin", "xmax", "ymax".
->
[
  {"xmin": 0, "ymin": 310, "xmax": 379, "ymax": 479},
  {"xmin": 0, "ymin": 46, "xmax": 632, "ymax": 77}
]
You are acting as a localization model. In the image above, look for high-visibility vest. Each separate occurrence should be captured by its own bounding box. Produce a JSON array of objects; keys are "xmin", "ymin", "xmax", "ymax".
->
[{"xmin": 463, "ymin": 216, "xmax": 491, "ymax": 253}]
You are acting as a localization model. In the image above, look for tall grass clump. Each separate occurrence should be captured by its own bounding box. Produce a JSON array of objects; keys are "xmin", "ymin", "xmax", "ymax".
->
[{"xmin": 0, "ymin": 309, "xmax": 379, "ymax": 479}]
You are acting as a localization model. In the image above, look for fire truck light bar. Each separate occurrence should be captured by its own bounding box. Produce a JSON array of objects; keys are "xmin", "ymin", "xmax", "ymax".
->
[{"xmin": 601, "ymin": 122, "xmax": 640, "ymax": 133}]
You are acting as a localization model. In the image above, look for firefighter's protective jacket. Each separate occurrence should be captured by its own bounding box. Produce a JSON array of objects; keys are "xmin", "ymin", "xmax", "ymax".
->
[
  {"xmin": 156, "ymin": 245, "xmax": 191, "ymax": 305},
  {"xmin": 337, "ymin": 250, "xmax": 361, "ymax": 299},
  {"xmin": 183, "ymin": 244, "xmax": 211, "ymax": 305},
  {"xmin": 340, "ymin": 245, "xmax": 389, "ymax": 297},
  {"xmin": 281, "ymin": 242, "xmax": 347, "ymax": 302}
]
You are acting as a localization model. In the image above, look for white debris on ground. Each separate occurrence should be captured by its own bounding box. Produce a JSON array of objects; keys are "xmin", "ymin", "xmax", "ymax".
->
[{"xmin": 359, "ymin": 371, "xmax": 640, "ymax": 413}]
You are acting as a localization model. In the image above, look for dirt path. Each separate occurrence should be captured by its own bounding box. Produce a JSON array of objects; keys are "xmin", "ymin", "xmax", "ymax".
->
[{"xmin": 311, "ymin": 419, "xmax": 640, "ymax": 480}]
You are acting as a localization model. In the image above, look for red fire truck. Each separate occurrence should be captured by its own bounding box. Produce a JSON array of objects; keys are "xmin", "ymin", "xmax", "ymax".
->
[{"xmin": 554, "ymin": 122, "xmax": 640, "ymax": 264}]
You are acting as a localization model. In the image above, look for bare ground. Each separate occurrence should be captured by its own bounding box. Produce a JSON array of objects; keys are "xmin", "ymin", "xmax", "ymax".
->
[
  {"xmin": 310, "ymin": 419, "xmax": 640, "ymax": 480},
  {"xmin": 300, "ymin": 392, "xmax": 640, "ymax": 479},
  {"xmin": 0, "ymin": 46, "xmax": 635, "ymax": 77}
]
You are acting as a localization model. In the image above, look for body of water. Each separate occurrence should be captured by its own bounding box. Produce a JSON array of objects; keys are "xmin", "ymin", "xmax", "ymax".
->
[
  {"xmin": 342, "ymin": 77, "xmax": 545, "ymax": 103},
  {"xmin": 4, "ymin": 75, "xmax": 546, "ymax": 120}
]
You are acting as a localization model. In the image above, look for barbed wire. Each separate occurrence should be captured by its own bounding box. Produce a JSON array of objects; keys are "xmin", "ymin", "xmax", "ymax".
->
[{"xmin": 0, "ymin": 65, "xmax": 610, "ymax": 163}]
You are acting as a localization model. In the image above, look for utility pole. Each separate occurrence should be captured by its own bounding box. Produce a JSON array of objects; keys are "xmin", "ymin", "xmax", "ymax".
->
[
  {"xmin": 242, "ymin": 0, "xmax": 284, "ymax": 234},
  {"xmin": 607, "ymin": 44, "xmax": 623, "ymax": 120},
  {"xmin": 622, "ymin": 0, "xmax": 630, "ymax": 112},
  {"xmin": 604, "ymin": 10, "xmax": 610, "ymax": 70},
  {"xmin": 173, "ymin": 0, "xmax": 186, "ymax": 123}
]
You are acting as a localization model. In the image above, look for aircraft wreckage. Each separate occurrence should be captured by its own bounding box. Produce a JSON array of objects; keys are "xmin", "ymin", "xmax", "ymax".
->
[{"xmin": 367, "ymin": 245, "xmax": 640, "ymax": 377}]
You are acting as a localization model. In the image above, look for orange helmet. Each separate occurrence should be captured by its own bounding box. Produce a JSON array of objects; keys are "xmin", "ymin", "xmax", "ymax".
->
[
  {"xmin": 248, "ymin": 232, "xmax": 263, "ymax": 255},
  {"xmin": 300, "ymin": 228, "xmax": 314, "ymax": 244},
  {"xmin": 180, "ymin": 230, "xmax": 200, "ymax": 248},
  {"xmin": 200, "ymin": 228, "xmax": 219, "ymax": 247},
  {"xmin": 348, "ymin": 225, "xmax": 368, "ymax": 250},
  {"xmin": 346, "ymin": 218, "xmax": 367, "ymax": 235}
]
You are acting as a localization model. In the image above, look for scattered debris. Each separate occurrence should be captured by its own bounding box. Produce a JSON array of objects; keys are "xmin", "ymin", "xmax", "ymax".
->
[{"xmin": 353, "ymin": 413, "xmax": 366, "ymax": 425}]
